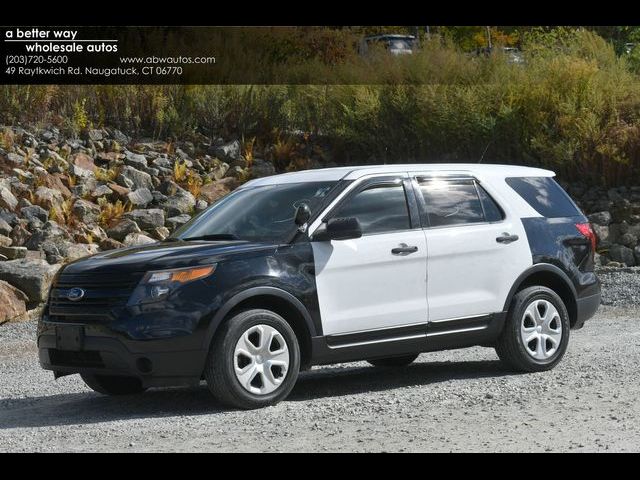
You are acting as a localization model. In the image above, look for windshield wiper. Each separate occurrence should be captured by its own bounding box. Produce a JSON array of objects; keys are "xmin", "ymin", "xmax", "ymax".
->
[{"xmin": 179, "ymin": 234, "xmax": 240, "ymax": 241}]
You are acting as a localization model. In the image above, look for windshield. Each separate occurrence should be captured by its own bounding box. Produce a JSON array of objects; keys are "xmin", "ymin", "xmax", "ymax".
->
[{"xmin": 171, "ymin": 181, "xmax": 337, "ymax": 243}]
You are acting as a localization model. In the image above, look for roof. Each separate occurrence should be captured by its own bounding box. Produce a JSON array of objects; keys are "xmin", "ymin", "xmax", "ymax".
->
[{"xmin": 241, "ymin": 163, "xmax": 555, "ymax": 187}]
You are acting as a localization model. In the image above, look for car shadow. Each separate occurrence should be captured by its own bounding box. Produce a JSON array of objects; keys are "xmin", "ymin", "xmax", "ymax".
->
[{"xmin": 0, "ymin": 359, "xmax": 517, "ymax": 429}]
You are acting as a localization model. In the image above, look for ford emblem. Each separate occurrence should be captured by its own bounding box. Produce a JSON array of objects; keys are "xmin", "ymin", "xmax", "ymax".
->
[{"xmin": 67, "ymin": 287, "xmax": 85, "ymax": 302}]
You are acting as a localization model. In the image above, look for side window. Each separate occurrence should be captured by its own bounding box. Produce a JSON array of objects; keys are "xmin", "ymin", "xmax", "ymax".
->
[
  {"xmin": 477, "ymin": 184, "xmax": 504, "ymax": 222},
  {"xmin": 417, "ymin": 178, "xmax": 489, "ymax": 227},
  {"xmin": 506, "ymin": 177, "xmax": 581, "ymax": 218},
  {"xmin": 333, "ymin": 182, "xmax": 411, "ymax": 235}
]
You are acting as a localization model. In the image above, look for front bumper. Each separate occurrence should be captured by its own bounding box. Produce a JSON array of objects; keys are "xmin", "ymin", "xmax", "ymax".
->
[{"xmin": 38, "ymin": 321, "xmax": 208, "ymax": 388}]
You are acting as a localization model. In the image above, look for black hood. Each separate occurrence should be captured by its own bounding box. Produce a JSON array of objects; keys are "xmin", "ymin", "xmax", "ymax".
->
[{"xmin": 61, "ymin": 240, "xmax": 278, "ymax": 275}]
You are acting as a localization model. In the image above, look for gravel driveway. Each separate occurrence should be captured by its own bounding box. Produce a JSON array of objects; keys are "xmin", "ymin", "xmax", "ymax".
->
[{"xmin": 1, "ymin": 277, "xmax": 640, "ymax": 452}]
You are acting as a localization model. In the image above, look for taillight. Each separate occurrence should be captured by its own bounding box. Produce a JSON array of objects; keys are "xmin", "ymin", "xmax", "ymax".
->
[{"xmin": 575, "ymin": 223, "xmax": 597, "ymax": 252}]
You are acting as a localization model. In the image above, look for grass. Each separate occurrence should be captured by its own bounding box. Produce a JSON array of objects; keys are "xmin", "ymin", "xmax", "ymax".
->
[{"xmin": 97, "ymin": 197, "xmax": 130, "ymax": 228}]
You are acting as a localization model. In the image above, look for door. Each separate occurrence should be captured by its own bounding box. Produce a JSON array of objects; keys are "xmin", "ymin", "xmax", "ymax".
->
[
  {"xmin": 412, "ymin": 175, "xmax": 532, "ymax": 322},
  {"xmin": 311, "ymin": 177, "xmax": 428, "ymax": 336}
]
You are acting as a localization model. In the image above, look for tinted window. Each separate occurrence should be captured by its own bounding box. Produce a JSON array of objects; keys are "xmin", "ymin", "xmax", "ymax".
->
[
  {"xmin": 477, "ymin": 184, "xmax": 504, "ymax": 222},
  {"xmin": 334, "ymin": 183, "xmax": 410, "ymax": 235},
  {"xmin": 172, "ymin": 181, "xmax": 336, "ymax": 243},
  {"xmin": 506, "ymin": 177, "xmax": 580, "ymax": 218},
  {"xmin": 418, "ymin": 179, "xmax": 485, "ymax": 227}
]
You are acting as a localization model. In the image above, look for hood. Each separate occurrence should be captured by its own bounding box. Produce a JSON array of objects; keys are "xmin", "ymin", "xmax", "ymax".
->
[{"xmin": 61, "ymin": 239, "xmax": 278, "ymax": 275}]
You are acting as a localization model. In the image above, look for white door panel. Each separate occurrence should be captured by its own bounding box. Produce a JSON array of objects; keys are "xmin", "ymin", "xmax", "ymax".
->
[
  {"xmin": 424, "ymin": 219, "xmax": 531, "ymax": 321},
  {"xmin": 312, "ymin": 230, "xmax": 428, "ymax": 335}
]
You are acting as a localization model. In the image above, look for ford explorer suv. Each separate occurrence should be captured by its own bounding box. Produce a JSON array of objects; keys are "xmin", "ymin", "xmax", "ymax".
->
[{"xmin": 38, "ymin": 164, "xmax": 601, "ymax": 409}]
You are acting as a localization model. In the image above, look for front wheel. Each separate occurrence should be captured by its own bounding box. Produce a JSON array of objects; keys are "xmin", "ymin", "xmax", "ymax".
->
[
  {"xmin": 81, "ymin": 374, "xmax": 146, "ymax": 395},
  {"xmin": 205, "ymin": 309, "xmax": 301, "ymax": 409},
  {"xmin": 495, "ymin": 286, "xmax": 570, "ymax": 372}
]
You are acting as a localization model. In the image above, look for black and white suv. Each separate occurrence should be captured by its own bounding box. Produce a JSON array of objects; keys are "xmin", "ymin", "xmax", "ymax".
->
[{"xmin": 38, "ymin": 164, "xmax": 601, "ymax": 409}]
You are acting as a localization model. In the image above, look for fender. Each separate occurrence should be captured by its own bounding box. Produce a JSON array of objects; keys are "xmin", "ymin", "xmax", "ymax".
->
[
  {"xmin": 202, "ymin": 286, "xmax": 318, "ymax": 348},
  {"xmin": 502, "ymin": 263, "xmax": 577, "ymax": 312}
]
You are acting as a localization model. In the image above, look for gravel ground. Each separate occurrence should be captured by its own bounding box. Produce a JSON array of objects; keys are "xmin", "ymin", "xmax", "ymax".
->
[{"xmin": 1, "ymin": 277, "xmax": 640, "ymax": 452}]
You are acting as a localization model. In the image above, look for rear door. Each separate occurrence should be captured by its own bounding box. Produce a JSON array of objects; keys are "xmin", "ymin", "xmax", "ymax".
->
[
  {"xmin": 311, "ymin": 175, "xmax": 428, "ymax": 335},
  {"xmin": 411, "ymin": 174, "xmax": 532, "ymax": 322}
]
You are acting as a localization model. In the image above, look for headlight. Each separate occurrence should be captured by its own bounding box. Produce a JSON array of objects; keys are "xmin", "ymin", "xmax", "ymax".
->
[{"xmin": 127, "ymin": 264, "xmax": 216, "ymax": 305}]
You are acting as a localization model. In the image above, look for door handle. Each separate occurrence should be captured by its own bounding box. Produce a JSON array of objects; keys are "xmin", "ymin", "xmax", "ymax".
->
[
  {"xmin": 496, "ymin": 233, "xmax": 519, "ymax": 244},
  {"xmin": 391, "ymin": 244, "xmax": 419, "ymax": 255}
]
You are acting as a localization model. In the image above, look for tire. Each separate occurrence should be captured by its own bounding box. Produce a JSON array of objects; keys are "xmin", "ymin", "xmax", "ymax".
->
[
  {"xmin": 367, "ymin": 354, "xmax": 418, "ymax": 368},
  {"xmin": 495, "ymin": 286, "xmax": 570, "ymax": 372},
  {"xmin": 205, "ymin": 309, "xmax": 301, "ymax": 409},
  {"xmin": 81, "ymin": 374, "xmax": 146, "ymax": 395}
]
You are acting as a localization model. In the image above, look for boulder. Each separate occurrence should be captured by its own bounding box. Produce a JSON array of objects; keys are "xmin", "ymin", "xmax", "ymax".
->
[
  {"xmin": 34, "ymin": 186, "xmax": 64, "ymax": 210},
  {"xmin": 149, "ymin": 226, "xmax": 170, "ymax": 241},
  {"xmin": 64, "ymin": 243, "xmax": 100, "ymax": 261},
  {"xmin": 608, "ymin": 244, "xmax": 636, "ymax": 267},
  {"xmin": 0, "ymin": 245, "xmax": 28, "ymax": 260},
  {"xmin": 91, "ymin": 184, "xmax": 114, "ymax": 199},
  {"xmin": 24, "ymin": 221, "xmax": 70, "ymax": 251},
  {"xmin": 9, "ymin": 223, "xmax": 31, "ymax": 247},
  {"xmin": 20, "ymin": 205, "xmax": 48, "ymax": 224},
  {"xmin": 588, "ymin": 211, "xmax": 612, "ymax": 226},
  {"xmin": 251, "ymin": 158, "xmax": 275, "ymax": 178},
  {"xmin": 0, "ymin": 217, "xmax": 12, "ymax": 236},
  {"xmin": 0, "ymin": 186, "xmax": 18, "ymax": 211},
  {"xmin": 0, "ymin": 235, "xmax": 12, "ymax": 247},
  {"xmin": 127, "ymin": 188, "xmax": 153, "ymax": 208},
  {"xmin": 117, "ymin": 165, "xmax": 153, "ymax": 191},
  {"xmin": 72, "ymin": 199, "xmax": 100, "ymax": 224},
  {"xmin": 211, "ymin": 139, "xmax": 241, "ymax": 163},
  {"xmin": 70, "ymin": 152, "xmax": 97, "ymax": 173},
  {"xmin": 123, "ymin": 232, "xmax": 155, "ymax": 247},
  {"xmin": 99, "ymin": 237, "xmax": 123, "ymax": 251},
  {"xmin": 160, "ymin": 189, "xmax": 196, "ymax": 216},
  {"xmin": 0, "ymin": 259, "xmax": 60, "ymax": 303},
  {"xmin": 165, "ymin": 214, "xmax": 191, "ymax": 231},
  {"xmin": 0, "ymin": 280, "xmax": 28, "ymax": 323},
  {"xmin": 124, "ymin": 151, "xmax": 148, "ymax": 169},
  {"xmin": 200, "ymin": 178, "xmax": 234, "ymax": 203},
  {"xmin": 124, "ymin": 209, "xmax": 165, "ymax": 230},
  {"xmin": 106, "ymin": 218, "xmax": 141, "ymax": 242}
]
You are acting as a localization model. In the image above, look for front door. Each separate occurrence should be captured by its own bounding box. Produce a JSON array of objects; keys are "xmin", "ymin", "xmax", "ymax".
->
[{"xmin": 310, "ymin": 176, "xmax": 428, "ymax": 336}]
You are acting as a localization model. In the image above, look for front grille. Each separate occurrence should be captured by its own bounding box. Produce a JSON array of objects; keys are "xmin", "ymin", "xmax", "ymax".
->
[
  {"xmin": 49, "ymin": 349, "xmax": 104, "ymax": 368},
  {"xmin": 47, "ymin": 272, "xmax": 144, "ymax": 323}
]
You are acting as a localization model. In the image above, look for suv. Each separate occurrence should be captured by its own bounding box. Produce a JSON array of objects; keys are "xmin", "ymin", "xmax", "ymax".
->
[{"xmin": 38, "ymin": 164, "xmax": 601, "ymax": 409}]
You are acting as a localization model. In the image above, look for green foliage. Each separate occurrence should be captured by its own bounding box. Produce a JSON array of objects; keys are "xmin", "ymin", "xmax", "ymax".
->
[{"xmin": 1, "ymin": 28, "xmax": 640, "ymax": 186}]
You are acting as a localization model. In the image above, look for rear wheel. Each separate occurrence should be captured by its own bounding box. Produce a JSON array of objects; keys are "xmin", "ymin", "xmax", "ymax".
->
[
  {"xmin": 81, "ymin": 374, "xmax": 146, "ymax": 395},
  {"xmin": 205, "ymin": 309, "xmax": 301, "ymax": 409},
  {"xmin": 368, "ymin": 354, "xmax": 418, "ymax": 368},
  {"xmin": 495, "ymin": 286, "xmax": 570, "ymax": 372}
]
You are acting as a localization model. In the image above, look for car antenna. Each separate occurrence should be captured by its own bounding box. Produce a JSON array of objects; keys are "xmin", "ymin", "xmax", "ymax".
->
[{"xmin": 478, "ymin": 139, "xmax": 492, "ymax": 163}]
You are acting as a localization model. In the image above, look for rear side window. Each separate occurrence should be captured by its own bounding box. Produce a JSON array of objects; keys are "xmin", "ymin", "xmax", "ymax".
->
[
  {"xmin": 506, "ymin": 177, "xmax": 580, "ymax": 218},
  {"xmin": 417, "ymin": 178, "xmax": 503, "ymax": 227},
  {"xmin": 334, "ymin": 183, "xmax": 410, "ymax": 235}
]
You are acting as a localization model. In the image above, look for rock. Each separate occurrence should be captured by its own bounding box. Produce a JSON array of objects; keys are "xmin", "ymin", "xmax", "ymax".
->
[
  {"xmin": 200, "ymin": 178, "xmax": 234, "ymax": 203},
  {"xmin": 634, "ymin": 246, "xmax": 640, "ymax": 265},
  {"xmin": 124, "ymin": 209, "xmax": 165, "ymax": 230},
  {"xmin": 0, "ymin": 280, "xmax": 28, "ymax": 323},
  {"xmin": 64, "ymin": 243, "xmax": 100, "ymax": 261},
  {"xmin": 588, "ymin": 211, "xmax": 612, "ymax": 226},
  {"xmin": 34, "ymin": 186, "xmax": 64, "ymax": 210},
  {"xmin": 72, "ymin": 199, "xmax": 100, "ymax": 224},
  {"xmin": 99, "ymin": 237, "xmax": 123, "ymax": 251},
  {"xmin": 0, "ymin": 235, "xmax": 12, "ymax": 247},
  {"xmin": 0, "ymin": 258, "xmax": 60, "ymax": 303},
  {"xmin": 196, "ymin": 200, "xmax": 208, "ymax": 211},
  {"xmin": 165, "ymin": 214, "xmax": 191, "ymax": 230},
  {"xmin": 123, "ymin": 232, "xmax": 155, "ymax": 247},
  {"xmin": 0, "ymin": 186, "xmax": 18, "ymax": 211},
  {"xmin": 611, "ymin": 200, "xmax": 633, "ymax": 223},
  {"xmin": 608, "ymin": 244, "xmax": 636, "ymax": 267},
  {"xmin": 152, "ymin": 157, "xmax": 172, "ymax": 170},
  {"xmin": 251, "ymin": 158, "xmax": 275, "ymax": 178},
  {"xmin": 118, "ymin": 165, "xmax": 153, "ymax": 190},
  {"xmin": 2, "ymin": 246, "xmax": 28, "ymax": 260},
  {"xmin": 593, "ymin": 224, "xmax": 610, "ymax": 247},
  {"xmin": 33, "ymin": 172, "xmax": 72, "ymax": 198},
  {"xmin": 86, "ymin": 129, "xmax": 104, "ymax": 142},
  {"xmin": 149, "ymin": 226, "xmax": 170, "ymax": 241},
  {"xmin": 20, "ymin": 205, "xmax": 48, "ymax": 224},
  {"xmin": 226, "ymin": 165, "xmax": 245, "ymax": 179},
  {"xmin": 91, "ymin": 184, "xmax": 114, "ymax": 199},
  {"xmin": 211, "ymin": 161, "xmax": 229, "ymax": 180},
  {"xmin": 127, "ymin": 188, "xmax": 153, "ymax": 208},
  {"xmin": 619, "ymin": 232, "xmax": 638, "ymax": 249},
  {"xmin": 9, "ymin": 223, "xmax": 30, "ymax": 247},
  {"xmin": 69, "ymin": 152, "xmax": 97, "ymax": 173},
  {"xmin": 106, "ymin": 219, "xmax": 141, "ymax": 242},
  {"xmin": 160, "ymin": 188, "xmax": 196, "ymax": 216},
  {"xmin": 124, "ymin": 151, "xmax": 148, "ymax": 169},
  {"xmin": 107, "ymin": 182, "xmax": 130, "ymax": 199},
  {"xmin": 0, "ymin": 218, "xmax": 12, "ymax": 236},
  {"xmin": 211, "ymin": 139, "xmax": 241, "ymax": 163}
]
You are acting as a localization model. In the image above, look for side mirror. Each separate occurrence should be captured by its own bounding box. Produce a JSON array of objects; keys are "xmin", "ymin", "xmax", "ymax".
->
[
  {"xmin": 312, "ymin": 217, "xmax": 363, "ymax": 241},
  {"xmin": 294, "ymin": 203, "xmax": 311, "ymax": 227}
]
